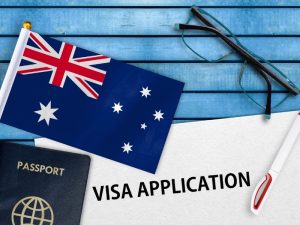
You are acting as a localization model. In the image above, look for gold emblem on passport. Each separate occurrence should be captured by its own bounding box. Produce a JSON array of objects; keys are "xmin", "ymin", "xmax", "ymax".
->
[{"xmin": 11, "ymin": 196, "xmax": 54, "ymax": 225}]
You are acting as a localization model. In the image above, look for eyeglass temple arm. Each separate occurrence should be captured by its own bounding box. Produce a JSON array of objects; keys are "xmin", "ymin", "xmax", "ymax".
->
[
  {"xmin": 190, "ymin": 6, "xmax": 217, "ymax": 29},
  {"xmin": 176, "ymin": 23, "xmax": 299, "ymax": 95},
  {"xmin": 258, "ymin": 69, "xmax": 272, "ymax": 116}
]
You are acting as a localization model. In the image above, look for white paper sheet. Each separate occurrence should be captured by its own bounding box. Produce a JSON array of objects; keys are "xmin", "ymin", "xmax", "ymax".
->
[{"xmin": 35, "ymin": 111, "xmax": 300, "ymax": 225}]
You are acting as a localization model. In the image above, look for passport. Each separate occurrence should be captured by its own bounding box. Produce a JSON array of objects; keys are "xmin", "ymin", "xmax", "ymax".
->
[{"xmin": 0, "ymin": 142, "xmax": 90, "ymax": 225}]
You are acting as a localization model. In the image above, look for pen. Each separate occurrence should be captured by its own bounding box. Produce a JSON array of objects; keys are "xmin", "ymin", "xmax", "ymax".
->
[{"xmin": 250, "ymin": 112, "xmax": 300, "ymax": 215}]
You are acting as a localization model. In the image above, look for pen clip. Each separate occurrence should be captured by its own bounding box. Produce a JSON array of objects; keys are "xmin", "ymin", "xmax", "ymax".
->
[{"xmin": 250, "ymin": 170, "xmax": 277, "ymax": 215}]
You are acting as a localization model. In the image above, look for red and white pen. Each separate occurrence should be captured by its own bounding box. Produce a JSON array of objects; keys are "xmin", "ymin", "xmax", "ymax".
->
[{"xmin": 251, "ymin": 112, "xmax": 300, "ymax": 215}]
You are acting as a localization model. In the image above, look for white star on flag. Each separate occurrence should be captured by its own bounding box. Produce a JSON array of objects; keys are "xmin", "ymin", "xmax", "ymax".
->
[
  {"xmin": 34, "ymin": 101, "xmax": 58, "ymax": 126},
  {"xmin": 140, "ymin": 86, "xmax": 151, "ymax": 98},
  {"xmin": 141, "ymin": 123, "xmax": 147, "ymax": 130},
  {"xmin": 153, "ymin": 110, "xmax": 164, "ymax": 121},
  {"xmin": 122, "ymin": 142, "xmax": 133, "ymax": 154},
  {"xmin": 112, "ymin": 102, "xmax": 123, "ymax": 114}
]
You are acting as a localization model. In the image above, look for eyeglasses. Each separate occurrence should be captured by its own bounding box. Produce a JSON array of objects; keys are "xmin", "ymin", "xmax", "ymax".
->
[{"xmin": 175, "ymin": 6, "xmax": 299, "ymax": 118}]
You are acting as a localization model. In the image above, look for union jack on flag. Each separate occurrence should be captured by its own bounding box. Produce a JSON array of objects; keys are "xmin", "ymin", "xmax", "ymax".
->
[
  {"xmin": 18, "ymin": 32, "xmax": 111, "ymax": 99},
  {"xmin": 0, "ymin": 28, "xmax": 184, "ymax": 173}
]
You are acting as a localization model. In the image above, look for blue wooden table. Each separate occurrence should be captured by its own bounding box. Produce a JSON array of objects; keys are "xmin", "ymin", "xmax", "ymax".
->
[{"xmin": 1, "ymin": 0, "xmax": 300, "ymax": 143}]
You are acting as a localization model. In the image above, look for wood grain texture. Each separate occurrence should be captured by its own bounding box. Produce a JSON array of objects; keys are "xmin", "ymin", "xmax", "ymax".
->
[
  {"xmin": 1, "ymin": 63, "xmax": 299, "ymax": 91},
  {"xmin": 0, "ymin": 8, "xmax": 300, "ymax": 35},
  {"xmin": 0, "ymin": 123, "xmax": 38, "ymax": 139},
  {"xmin": 1, "ymin": 0, "xmax": 300, "ymax": 7},
  {"xmin": 1, "ymin": 37, "xmax": 300, "ymax": 61}
]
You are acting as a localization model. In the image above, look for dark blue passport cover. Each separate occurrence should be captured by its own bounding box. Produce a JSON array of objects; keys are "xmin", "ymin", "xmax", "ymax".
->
[{"xmin": 0, "ymin": 142, "xmax": 90, "ymax": 225}]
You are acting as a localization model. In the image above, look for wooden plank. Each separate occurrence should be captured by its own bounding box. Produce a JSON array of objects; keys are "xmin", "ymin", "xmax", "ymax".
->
[
  {"xmin": 0, "ymin": 123, "xmax": 38, "ymax": 139},
  {"xmin": 1, "ymin": 8, "xmax": 300, "ymax": 35},
  {"xmin": 1, "ymin": 0, "xmax": 300, "ymax": 7},
  {"xmin": 1, "ymin": 93, "xmax": 300, "ymax": 139},
  {"xmin": 1, "ymin": 37, "xmax": 300, "ymax": 61},
  {"xmin": 131, "ymin": 63, "xmax": 300, "ymax": 91},
  {"xmin": 0, "ymin": 63, "xmax": 299, "ymax": 91}
]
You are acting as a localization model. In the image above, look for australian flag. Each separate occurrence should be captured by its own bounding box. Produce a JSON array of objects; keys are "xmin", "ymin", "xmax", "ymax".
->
[{"xmin": 0, "ymin": 29, "xmax": 184, "ymax": 173}]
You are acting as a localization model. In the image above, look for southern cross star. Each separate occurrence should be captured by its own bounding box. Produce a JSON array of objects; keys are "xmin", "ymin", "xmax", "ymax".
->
[
  {"xmin": 140, "ymin": 86, "xmax": 151, "ymax": 98},
  {"xmin": 141, "ymin": 123, "xmax": 147, "ymax": 130},
  {"xmin": 153, "ymin": 110, "xmax": 164, "ymax": 121},
  {"xmin": 34, "ymin": 101, "xmax": 58, "ymax": 126},
  {"xmin": 122, "ymin": 142, "xmax": 133, "ymax": 154},
  {"xmin": 112, "ymin": 102, "xmax": 123, "ymax": 114}
]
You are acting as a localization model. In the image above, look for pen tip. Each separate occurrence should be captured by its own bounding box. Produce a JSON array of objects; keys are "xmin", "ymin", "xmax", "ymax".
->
[
  {"xmin": 251, "ymin": 208, "xmax": 260, "ymax": 215},
  {"xmin": 265, "ymin": 114, "xmax": 271, "ymax": 120}
]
